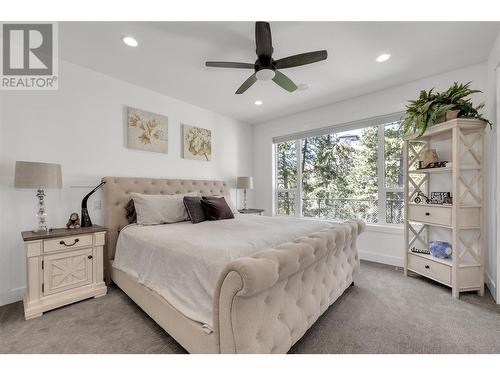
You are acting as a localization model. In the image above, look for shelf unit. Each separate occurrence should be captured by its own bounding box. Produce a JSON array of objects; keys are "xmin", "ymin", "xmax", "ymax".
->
[{"xmin": 403, "ymin": 118, "xmax": 486, "ymax": 298}]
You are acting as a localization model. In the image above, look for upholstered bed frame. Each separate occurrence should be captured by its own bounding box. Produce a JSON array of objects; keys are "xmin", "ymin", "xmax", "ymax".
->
[{"xmin": 102, "ymin": 176, "xmax": 365, "ymax": 354}]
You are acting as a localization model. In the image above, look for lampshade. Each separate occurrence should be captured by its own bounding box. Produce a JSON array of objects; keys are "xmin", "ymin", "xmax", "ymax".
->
[
  {"xmin": 236, "ymin": 176, "xmax": 253, "ymax": 189},
  {"xmin": 14, "ymin": 161, "xmax": 62, "ymax": 189}
]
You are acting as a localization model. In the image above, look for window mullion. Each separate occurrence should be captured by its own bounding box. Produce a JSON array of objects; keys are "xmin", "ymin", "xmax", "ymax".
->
[
  {"xmin": 274, "ymin": 143, "xmax": 278, "ymax": 216},
  {"xmin": 296, "ymin": 139, "xmax": 303, "ymax": 217},
  {"xmin": 377, "ymin": 124, "xmax": 386, "ymax": 224}
]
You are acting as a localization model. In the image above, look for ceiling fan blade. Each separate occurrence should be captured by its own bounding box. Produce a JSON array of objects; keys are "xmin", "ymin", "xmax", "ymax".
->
[
  {"xmin": 274, "ymin": 50, "xmax": 328, "ymax": 69},
  {"xmin": 205, "ymin": 61, "xmax": 255, "ymax": 69},
  {"xmin": 255, "ymin": 21, "xmax": 273, "ymax": 60},
  {"xmin": 235, "ymin": 73, "xmax": 258, "ymax": 94},
  {"xmin": 272, "ymin": 70, "xmax": 298, "ymax": 92}
]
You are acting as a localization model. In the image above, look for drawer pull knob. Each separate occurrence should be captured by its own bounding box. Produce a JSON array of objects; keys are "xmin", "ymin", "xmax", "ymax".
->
[
  {"xmin": 425, "ymin": 212, "xmax": 430, "ymax": 216},
  {"xmin": 59, "ymin": 238, "xmax": 79, "ymax": 247},
  {"xmin": 425, "ymin": 265, "xmax": 430, "ymax": 269},
  {"xmin": 88, "ymin": 255, "xmax": 93, "ymax": 259}
]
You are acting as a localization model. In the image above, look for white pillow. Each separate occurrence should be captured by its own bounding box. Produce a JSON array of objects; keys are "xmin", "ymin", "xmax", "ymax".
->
[{"xmin": 131, "ymin": 192, "xmax": 197, "ymax": 225}]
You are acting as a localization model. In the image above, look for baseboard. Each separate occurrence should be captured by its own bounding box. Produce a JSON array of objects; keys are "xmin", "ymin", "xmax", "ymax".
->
[
  {"xmin": 358, "ymin": 250, "xmax": 403, "ymax": 267},
  {"xmin": 485, "ymin": 271, "xmax": 497, "ymax": 303},
  {"xmin": 0, "ymin": 286, "xmax": 25, "ymax": 307}
]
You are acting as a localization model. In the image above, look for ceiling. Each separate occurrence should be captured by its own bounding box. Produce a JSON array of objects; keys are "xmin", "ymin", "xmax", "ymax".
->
[{"xmin": 59, "ymin": 22, "xmax": 500, "ymax": 124}]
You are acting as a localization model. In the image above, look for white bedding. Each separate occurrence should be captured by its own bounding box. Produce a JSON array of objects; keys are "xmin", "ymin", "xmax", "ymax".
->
[{"xmin": 113, "ymin": 214, "xmax": 335, "ymax": 329}]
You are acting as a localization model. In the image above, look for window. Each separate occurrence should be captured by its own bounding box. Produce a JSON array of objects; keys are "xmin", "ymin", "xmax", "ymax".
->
[
  {"xmin": 275, "ymin": 140, "xmax": 298, "ymax": 216},
  {"xmin": 383, "ymin": 122, "xmax": 404, "ymax": 224},
  {"xmin": 274, "ymin": 116, "xmax": 404, "ymax": 225}
]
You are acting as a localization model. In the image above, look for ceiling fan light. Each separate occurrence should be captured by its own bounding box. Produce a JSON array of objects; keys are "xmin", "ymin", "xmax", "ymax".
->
[{"xmin": 256, "ymin": 69, "xmax": 275, "ymax": 81}]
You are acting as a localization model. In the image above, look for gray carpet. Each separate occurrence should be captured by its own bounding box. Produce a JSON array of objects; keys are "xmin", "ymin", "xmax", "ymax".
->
[{"xmin": 1, "ymin": 260, "xmax": 499, "ymax": 354}]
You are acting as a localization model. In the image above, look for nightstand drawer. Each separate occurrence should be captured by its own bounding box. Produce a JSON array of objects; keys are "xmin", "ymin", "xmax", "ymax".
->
[
  {"xmin": 44, "ymin": 234, "xmax": 93, "ymax": 253},
  {"xmin": 408, "ymin": 253, "xmax": 451, "ymax": 285},
  {"xmin": 408, "ymin": 204, "xmax": 451, "ymax": 226}
]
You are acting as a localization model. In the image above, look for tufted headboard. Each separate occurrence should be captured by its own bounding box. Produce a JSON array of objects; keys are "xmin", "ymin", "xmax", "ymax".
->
[{"xmin": 101, "ymin": 176, "xmax": 230, "ymax": 281}]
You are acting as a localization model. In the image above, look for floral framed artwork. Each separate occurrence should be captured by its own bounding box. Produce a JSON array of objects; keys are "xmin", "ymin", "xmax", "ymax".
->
[
  {"xmin": 183, "ymin": 124, "xmax": 212, "ymax": 161},
  {"xmin": 127, "ymin": 107, "xmax": 168, "ymax": 153}
]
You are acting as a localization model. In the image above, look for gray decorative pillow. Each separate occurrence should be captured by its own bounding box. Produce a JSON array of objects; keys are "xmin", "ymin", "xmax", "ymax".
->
[
  {"xmin": 125, "ymin": 199, "xmax": 137, "ymax": 224},
  {"xmin": 201, "ymin": 196, "xmax": 234, "ymax": 221},
  {"xmin": 184, "ymin": 196, "xmax": 206, "ymax": 224},
  {"xmin": 212, "ymin": 194, "xmax": 239, "ymax": 214}
]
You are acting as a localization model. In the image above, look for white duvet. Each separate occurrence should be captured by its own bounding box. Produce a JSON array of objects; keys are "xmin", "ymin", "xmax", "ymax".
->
[{"xmin": 113, "ymin": 214, "xmax": 335, "ymax": 330}]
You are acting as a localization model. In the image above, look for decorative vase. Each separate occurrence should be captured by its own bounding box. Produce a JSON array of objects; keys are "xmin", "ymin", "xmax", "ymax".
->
[
  {"xmin": 429, "ymin": 240, "xmax": 453, "ymax": 259},
  {"xmin": 445, "ymin": 109, "xmax": 460, "ymax": 121},
  {"xmin": 436, "ymin": 109, "xmax": 460, "ymax": 124}
]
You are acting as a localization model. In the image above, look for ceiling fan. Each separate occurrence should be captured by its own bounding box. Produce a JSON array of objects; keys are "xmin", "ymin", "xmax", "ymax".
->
[{"xmin": 205, "ymin": 22, "xmax": 328, "ymax": 94}]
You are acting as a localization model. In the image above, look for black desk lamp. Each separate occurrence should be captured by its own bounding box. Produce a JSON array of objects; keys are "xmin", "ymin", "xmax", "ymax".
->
[{"xmin": 81, "ymin": 181, "xmax": 106, "ymax": 227}]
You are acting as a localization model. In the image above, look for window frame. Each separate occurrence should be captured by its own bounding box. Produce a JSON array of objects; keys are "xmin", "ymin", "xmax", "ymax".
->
[
  {"xmin": 274, "ymin": 117, "xmax": 404, "ymax": 226},
  {"xmin": 274, "ymin": 139, "xmax": 302, "ymax": 217}
]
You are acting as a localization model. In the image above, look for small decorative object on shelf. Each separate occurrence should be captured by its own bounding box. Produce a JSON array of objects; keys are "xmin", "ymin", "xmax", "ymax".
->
[
  {"xmin": 413, "ymin": 191, "xmax": 430, "ymax": 204},
  {"xmin": 416, "ymin": 149, "xmax": 451, "ymax": 170},
  {"xmin": 410, "ymin": 246, "xmax": 430, "ymax": 255},
  {"xmin": 66, "ymin": 212, "xmax": 81, "ymax": 229},
  {"xmin": 430, "ymin": 192, "xmax": 452, "ymax": 205},
  {"xmin": 418, "ymin": 160, "xmax": 449, "ymax": 169},
  {"xmin": 81, "ymin": 181, "xmax": 106, "ymax": 227},
  {"xmin": 418, "ymin": 149, "xmax": 439, "ymax": 169},
  {"xmin": 429, "ymin": 240, "xmax": 452, "ymax": 259},
  {"xmin": 443, "ymin": 195, "xmax": 453, "ymax": 205}
]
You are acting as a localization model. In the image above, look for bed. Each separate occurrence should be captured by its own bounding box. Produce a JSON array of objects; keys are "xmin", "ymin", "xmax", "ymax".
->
[{"xmin": 102, "ymin": 177, "xmax": 365, "ymax": 354}]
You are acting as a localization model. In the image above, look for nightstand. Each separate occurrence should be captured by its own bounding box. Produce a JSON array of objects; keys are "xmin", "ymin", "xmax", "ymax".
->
[
  {"xmin": 21, "ymin": 225, "xmax": 107, "ymax": 320},
  {"xmin": 238, "ymin": 208, "xmax": 265, "ymax": 215}
]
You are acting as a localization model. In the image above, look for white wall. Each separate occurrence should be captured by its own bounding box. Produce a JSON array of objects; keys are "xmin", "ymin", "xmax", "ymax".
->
[
  {"xmin": 486, "ymin": 31, "xmax": 500, "ymax": 301},
  {"xmin": 0, "ymin": 60, "xmax": 253, "ymax": 306},
  {"xmin": 252, "ymin": 62, "xmax": 489, "ymax": 270}
]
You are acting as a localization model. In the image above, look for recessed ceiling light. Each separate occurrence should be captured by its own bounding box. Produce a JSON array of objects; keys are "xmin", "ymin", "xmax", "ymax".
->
[
  {"xmin": 376, "ymin": 53, "xmax": 391, "ymax": 62},
  {"xmin": 254, "ymin": 100, "xmax": 263, "ymax": 106},
  {"xmin": 122, "ymin": 36, "xmax": 138, "ymax": 47}
]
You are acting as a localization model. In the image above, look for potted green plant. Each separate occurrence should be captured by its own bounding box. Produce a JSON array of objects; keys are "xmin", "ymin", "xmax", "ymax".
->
[{"xmin": 402, "ymin": 82, "xmax": 491, "ymax": 137}]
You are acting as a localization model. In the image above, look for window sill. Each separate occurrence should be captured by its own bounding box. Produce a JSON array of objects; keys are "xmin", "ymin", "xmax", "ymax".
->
[
  {"xmin": 365, "ymin": 223, "xmax": 404, "ymax": 235},
  {"xmin": 272, "ymin": 214, "xmax": 404, "ymax": 235}
]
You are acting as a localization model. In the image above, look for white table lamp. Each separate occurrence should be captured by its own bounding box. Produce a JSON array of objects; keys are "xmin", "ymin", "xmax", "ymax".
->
[
  {"xmin": 14, "ymin": 161, "xmax": 62, "ymax": 233},
  {"xmin": 236, "ymin": 176, "xmax": 253, "ymax": 210}
]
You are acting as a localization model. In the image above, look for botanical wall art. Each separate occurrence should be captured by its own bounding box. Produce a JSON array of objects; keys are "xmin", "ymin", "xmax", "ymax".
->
[
  {"xmin": 127, "ymin": 107, "xmax": 168, "ymax": 153},
  {"xmin": 183, "ymin": 124, "xmax": 212, "ymax": 161}
]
